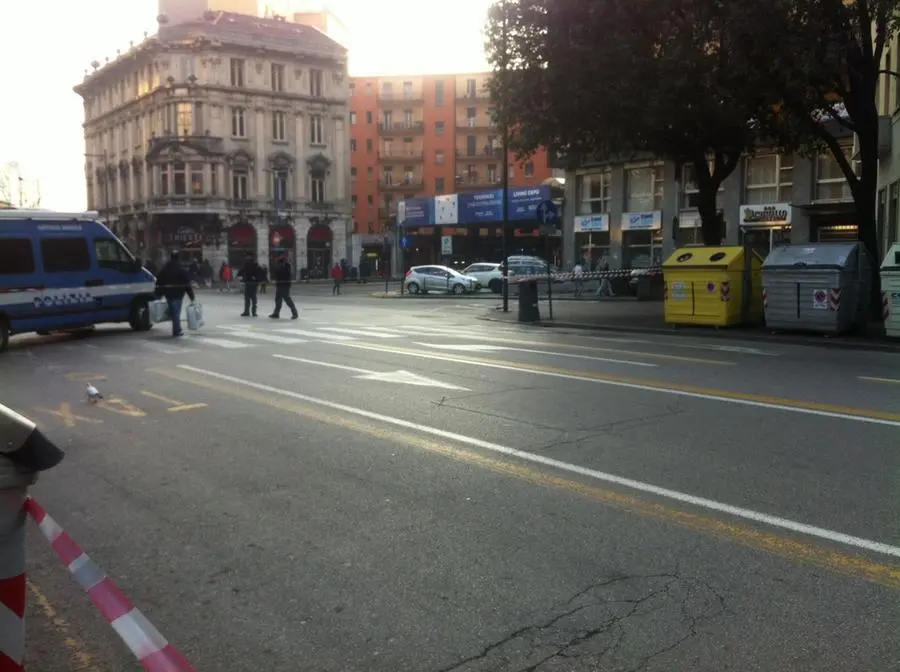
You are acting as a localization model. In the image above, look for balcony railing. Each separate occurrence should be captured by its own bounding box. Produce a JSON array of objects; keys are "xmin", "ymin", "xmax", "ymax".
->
[
  {"xmin": 379, "ymin": 150, "xmax": 424, "ymax": 162},
  {"xmin": 378, "ymin": 91, "xmax": 425, "ymax": 105},
  {"xmin": 455, "ymin": 119, "xmax": 496, "ymax": 131},
  {"xmin": 378, "ymin": 121, "xmax": 425, "ymax": 135},
  {"xmin": 458, "ymin": 90, "xmax": 491, "ymax": 102},
  {"xmin": 456, "ymin": 177, "xmax": 503, "ymax": 190},
  {"xmin": 146, "ymin": 133, "xmax": 225, "ymax": 159},
  {"xmin": 379, "ymin": 179, "xmax": 424, "ymax": 191},
  {"xmin": 456, "ymin": 148, "xmax": 502, "ymax": 161}
]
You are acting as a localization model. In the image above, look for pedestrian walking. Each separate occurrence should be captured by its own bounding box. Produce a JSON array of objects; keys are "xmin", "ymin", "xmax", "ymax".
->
[
  {"xmin": 596, "ymin": 259, "xmax": 615, "ymax": 297},
  {"xmin": 269, "ymin": 255, "xmax": 299, "ymax": 320},
  {"xmin": 260, "ymin": 265, "xmax": 269, "ymax": 294},
  {"xmin": 573, "ymin": 262, "xmax": 584, "ymax": 297},
  {"xmin": 330, "ymin": 262, "xmax": 344, "ymax": 295},
  {"xmin": 238, "ymin": 253, "xmax": 264, "ymax": 317},
  {"xmin": 154, "ymin": 251, "xmax": 196, "ymax": 337}
]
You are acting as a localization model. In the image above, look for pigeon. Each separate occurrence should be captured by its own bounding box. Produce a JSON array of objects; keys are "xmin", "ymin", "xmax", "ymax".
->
[{"xmin": 86, "ymin": 383, "xmax": 103, "ymax": 404}]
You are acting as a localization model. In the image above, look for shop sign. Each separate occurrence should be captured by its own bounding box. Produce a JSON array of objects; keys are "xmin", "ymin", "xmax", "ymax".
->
[
  {"xmin": 621, "ymin": 211, "xmax": 662, "ymax": 231},
  {"xmin": 434, "ymin": 194, "xmax": 459, "ymax": 225},
  {"xmin": 574, "ymin": 214, "xmax": 609, "ymax": 233},
  {"xmin": 739, "ymin": 203, "xmax": 792, "ymax": 226},
  {"xmin": 458, "ymin": 190, "xmax": 503, "ymax": 224},
  {"xmin": 507, "ymin": 185, "xmax": 551, "ymax": 221},
  {"xmin": 441, "ymin": 235, "xmax": 453, "ymax": 255},
  {"xmin": 678, "ymin": 211, "xmax": 702, "ymax": 229},
  {"xmin": 398, "ymin": 198, "xmax": 435, "ymax": 227},
  {"xmin": 162, "ymin": 225, "xmax": 201, "ymax": 245}
]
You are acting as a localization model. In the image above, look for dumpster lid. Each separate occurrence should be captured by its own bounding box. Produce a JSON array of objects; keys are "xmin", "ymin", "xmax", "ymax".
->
[
  {"xmin": 662, "ymin": 246, "xmax": 760, "ymax": 270},
  {"xmin": 881, "ymin": 242, "xmax": 900, "ymax": 270},
  {"xmin": 763, "ymin": 242, "xmax": 860, "ymax": 269}
]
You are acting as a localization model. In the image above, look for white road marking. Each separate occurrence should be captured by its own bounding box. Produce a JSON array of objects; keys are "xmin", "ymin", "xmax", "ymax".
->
[
  {"xmin": 141, "ymin": 341, "xmax": 198, "ymax": 354},
  {"xmin": 328, "ymin": 342, "xmax": 900, "ymax": 428},
  {"xmin": 274, "ymin": 328, "xmax": 357, "ymax": 341},
  {"xmin": 176, "ymin": 364, "xmax": 900, "ymax": 559},
  {"xmin": 272, "ymin": 354, "xmax": 470, "ymax": 390},
  {"xmin": 859, "ymin": 376, "xmax": 900, "ymax": 385},
  {"xmin": 103, "ymin": 354, "xmax": 136, "ymax": 362},
  {"xmin": 216, "ymin": 328, "xmax": 306, "ymax": 345},
  {"xmin": 321, "ymin": 327, "xmax": 402, "ymax": 338},
  {"xmin": 413, "ymin": 343, "xmax": 657, "ymax": 368},
  {"xmin": 187, "ymin": 337, "xmax": 252, "ymax": 349},
  {"xmin": 413, "ymin": 343, "xmax": 509, "ymax": 352}
]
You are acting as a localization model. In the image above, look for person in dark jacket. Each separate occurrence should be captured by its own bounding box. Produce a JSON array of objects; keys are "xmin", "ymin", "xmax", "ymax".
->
[
  {"xmin": 154, "ymin": 251, "xmax": 196, "ymax": 337},
  {"xmin": 238, "ymin": 253, "xmax": 263, "ymax": 317},
  {"xmin": 268, "ymin": 255, "xmax": 299, "ymax": 320}
]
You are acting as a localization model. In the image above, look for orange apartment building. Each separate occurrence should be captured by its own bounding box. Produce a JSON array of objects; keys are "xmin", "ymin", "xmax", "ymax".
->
[{"xmin": 349, "ymin": 72, "xmax": 556, "ymax": 274}]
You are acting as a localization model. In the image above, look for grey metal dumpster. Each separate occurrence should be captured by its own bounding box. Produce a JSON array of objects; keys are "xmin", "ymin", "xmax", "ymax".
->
[
  {"xmin": 518, "ymin": 280, "xmax": 540, "ymax": 322},
  {"xmin": 761, "ymin": 242, "xmax": 872, "ymax": 334}
]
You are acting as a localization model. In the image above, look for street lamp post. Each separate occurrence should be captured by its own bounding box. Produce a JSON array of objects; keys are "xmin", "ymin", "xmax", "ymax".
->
[{"xmin": 500, "ymin": 0, "xmax": 511, "ymax": 313}]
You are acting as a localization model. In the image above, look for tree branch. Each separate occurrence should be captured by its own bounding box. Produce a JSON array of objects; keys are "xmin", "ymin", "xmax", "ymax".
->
[
  {"xmin": 823, "ymin": 102, "xmax": 858, "ymax": 132},
  {"xmin": 878, "ymin": 69, "xmax": 900, "ymax": 78}
]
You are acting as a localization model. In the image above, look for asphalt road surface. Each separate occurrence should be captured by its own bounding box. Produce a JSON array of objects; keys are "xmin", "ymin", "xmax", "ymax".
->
[{"xmin": 3, "ymin": 291, "xmax": 900, "ymax": 671}]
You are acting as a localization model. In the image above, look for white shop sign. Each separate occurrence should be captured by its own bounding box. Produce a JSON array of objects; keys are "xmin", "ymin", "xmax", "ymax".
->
[
  {"xmin": 574, "ymin": 214, "xmax": 610, "ymax": 233},
  {"xmin": 621, "ymin": 211, "xmax": 662, "ymax": 231},
  {"xmin": 440, "ymin": 235, "xmax": 453, "ymax": 255},
  {"xmin": 739, "ymin": 203, "xmax": 792, "ymax": 226},
  {"xmin": 678, "ymin": 211, "xmax": 702, "ymax": 229}
]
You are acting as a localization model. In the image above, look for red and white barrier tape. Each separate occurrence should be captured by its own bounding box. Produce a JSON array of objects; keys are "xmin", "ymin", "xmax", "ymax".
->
[
  {"xmin": 510, "ymin": 267, "xmax": 663, "ymax": 284},
  {"xmin": 25, "ymin": 498, "xmax": 195, "ymax": 672},
  {"xmin": 0, "ymin": 562, "xmax": 25, "ymax": 672},
  {"xmin": 882, "ymin": 291, "xmax": 890, "ymax": 322}
]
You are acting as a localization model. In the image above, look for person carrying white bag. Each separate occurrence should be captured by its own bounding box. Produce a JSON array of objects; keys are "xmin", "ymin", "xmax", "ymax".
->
[{"xmin": 154, "ymin": 251, "xmax": 196, "ymax": 338}]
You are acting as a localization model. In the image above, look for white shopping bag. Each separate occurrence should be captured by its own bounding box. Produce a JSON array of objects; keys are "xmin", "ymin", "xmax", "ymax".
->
[
  {"xmin": 186, "ymin": 302, "xmax": 204, "ymax": 331},
  {"xmin": 149, "ymin": 299, "xmax": 170, "ymax": 324}
]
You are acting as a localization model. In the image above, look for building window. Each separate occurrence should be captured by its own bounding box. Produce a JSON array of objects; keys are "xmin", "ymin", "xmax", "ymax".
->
[
  {"xmin": 190, "ymin": 162, "xmax": 204, "ymax": 195},
  {"xmin": 367, "ymin": 167, "xmax": 373, "ymax": 181},
  {"xmin": 311, "ymin": 175, "xmax": 325, "ymax": 203},
  {"xmin": 577, "ymin": 170, "xmax": 611, "ymax": 214},
  {"xmin": 159, "ymin": 165, "xmax": 169, "ymax": 195},
  {"xmin": 625, "ymin": 165, "xmax": 664, "ymax": 211},
  {"xmin": 382, "ymin": 168, "xmax": 393, "ymax": 186},
  {"xmin": 232, "ymin": 171, "xmax": 248, "ymax": 200},
  {"xmin": 682, "ymin": 161, "xmax": 725, "ymax": 209},
  {"xmin": 435, "ymin": 150, "xmax": 445, "ymax": 165},
  {"xmin": 352, "ymin": 195, "xmax": 358, "ymax": 206},
  {"xmin": 744, "ymin": 154, "xmax": 793, "ymax": 204},
  {"xmin": 435, "ymin": 121, "xmax": 445, "ymax": 136},
  {"xmin": 210, "ymin": 164, "xmax": 218, "ymax": 195},
  {"xmin": 366, "ymin": 111, "xmax": 373, "ymax": 124},
  {"xmin": 367, "ymin": 194, "xmax": 374, "ymax": 205},
  {"xmin": 231, "ymin": 107, "xmax": 246, "ymax": 137},
  {"xmin": 272, "ymin": 111, "xmax": 287, "ymax": 141},
  {"xmin": 350, "ymin": 111, "xmax": 357, "ymax": 124},
  {"xmin": 815, "ymin": 145, "xmax": 858, "ymax": 201},
  {"xmin": 351, "ymin": 167, "xmax": 357, "ymax": 182},
  {"xmin": 435, "ymin": 80, "xmax": 445, "ymax": 105},
  {"xmin": 230, "ymin": 58, "xmax": 245, "ymax": 87},
  {"xmin": 310, "ymin": 69, "xmax": 323, "ymax": 97},
  {"xmin": 350, "ymin": 139, "xmax": 357, "ymax": 152},
  {"xmin": 524, "ymin": 162, "xmax": 534, "ymax": 178},
  {"xmin": 173, "ymin": 162, "xmax": 187, "ymax": 195},
  {"xmin": 310, "ymin": 114, "xmax": 324, "ymax": 145},
  {"xmin": 366, "ymin": 138, "xmax": 373, "ymax": 152},
  {"xmin": 273, "ymin": 171, "xmax": 288, "ymax": 202},
  {"xmin": 271, "ymin": 63, "xmax": 285, "ymax": 92},
  {"xmin": 435, "ymin": 177, "xmax": 445, "ymax": 194}
]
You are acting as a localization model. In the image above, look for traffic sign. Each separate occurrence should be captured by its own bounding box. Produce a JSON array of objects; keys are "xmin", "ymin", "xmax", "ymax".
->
[{"xmin": 535, "ymin": 200, "xmax": 559, "ymax": 224}]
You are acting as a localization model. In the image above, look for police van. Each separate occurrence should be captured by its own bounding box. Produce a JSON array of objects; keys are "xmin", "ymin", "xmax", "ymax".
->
[{"xmin": 0, "ymin": 209, "xmax": 157, "ymax": 353}]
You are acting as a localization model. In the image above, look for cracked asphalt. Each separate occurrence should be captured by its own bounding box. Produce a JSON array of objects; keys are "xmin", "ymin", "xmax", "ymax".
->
[{"xmin": 2, "ymin": 292, "xmax": 899, "ymax": 671}]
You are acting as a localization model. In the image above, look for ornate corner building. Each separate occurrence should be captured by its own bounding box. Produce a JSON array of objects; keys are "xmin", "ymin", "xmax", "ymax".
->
[{"xmin": 74, "ymin": 5, "xmax": 351, "ymax": 279}]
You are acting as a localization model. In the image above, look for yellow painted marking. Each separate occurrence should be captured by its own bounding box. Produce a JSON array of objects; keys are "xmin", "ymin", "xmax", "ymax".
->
[
  {"xmin": 64, "ymin": 372, "xmax": 107, "ymax": 382},
  {"xmin": 33, "ymin": 403, "xmax": 103, "ymax": 428},
  {"xmin": 859, "ymin": 376, "xmax": 900, "ymax": 385},
  {"xmin": 97, "ymin": 398, "xmax": 147, "ymax": 418},
  {"xmin": 140, "ymin": 390, "xmax": 208, "ymax": 413},
  {"xmin": 150, "ymin": 365, "xmax": 900, "ymax": 590},
  {"xmin": 347, "ymin": 343, "xmax": 900, "ymax": 423},
  {"xmin": 27, "ymin": 581, "xmax": 101, "ymax": 671}
]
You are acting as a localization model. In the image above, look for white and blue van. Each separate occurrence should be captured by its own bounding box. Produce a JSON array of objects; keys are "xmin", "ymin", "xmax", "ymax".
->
[{"xmin": 0, "ymin": 209, "xmax": 157, "ymax": 353}]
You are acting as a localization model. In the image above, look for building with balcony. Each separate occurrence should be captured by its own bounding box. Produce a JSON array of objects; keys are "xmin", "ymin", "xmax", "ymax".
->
[
  {"xmin": 349, "ymin": 72, "xmax": 558, "ymax": 274},
  {"xmin": 562, "ymin": 128, "xmax": 863, "ymax": 271},
  {"xmin": 75, "ymin": 4, "xmax": 351, "ymax": 278}
]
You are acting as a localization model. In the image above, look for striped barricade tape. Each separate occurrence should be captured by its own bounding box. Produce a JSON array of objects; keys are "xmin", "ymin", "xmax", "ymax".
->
[
  {"xmin": 0, "ymin": 508, "xmax": 26, "ymax": 672},
  {"xmin": 508, "ymin": 267, "xmax": 663, "ymax": 285},
  {"xmin": 762, "ymin": 287, "xmax": 768, "ymax": 312},
  {"xmin": 883, "ymin": 291, "xmax": 891, "ymax": 322},
  {"xmin": 25, "ymin": 498, "xmax": 195, "ymax": 672},
  {"xmin": 720, "ymin": 280, "xmax": 731, "ymax": 302}
]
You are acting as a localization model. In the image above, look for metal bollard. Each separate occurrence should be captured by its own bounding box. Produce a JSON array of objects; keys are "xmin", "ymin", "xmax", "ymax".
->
[{"xmin": 0, "ymin": 404, "xmax": 64, "ymax": 671}]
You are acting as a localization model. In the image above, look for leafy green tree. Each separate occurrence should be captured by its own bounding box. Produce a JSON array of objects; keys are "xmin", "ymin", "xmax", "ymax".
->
[{"xmin": 484, "ymin": 0, "xmax": 790, "ymax": 245}]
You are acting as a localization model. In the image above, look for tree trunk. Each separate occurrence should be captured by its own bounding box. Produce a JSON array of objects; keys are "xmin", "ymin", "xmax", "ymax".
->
[
  {"xmin": 855, "ymin": 115, "xmax": 884, "ymax": 327},
  {"xmin": 697, "ymin": 183, "xmax": 722, "ymax": 246}
]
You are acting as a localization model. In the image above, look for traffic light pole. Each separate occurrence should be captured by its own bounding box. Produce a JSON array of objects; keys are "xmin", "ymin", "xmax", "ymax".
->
[{"xmin": 500, "ymin": 0, "xmax": 510, "ymax": 313}]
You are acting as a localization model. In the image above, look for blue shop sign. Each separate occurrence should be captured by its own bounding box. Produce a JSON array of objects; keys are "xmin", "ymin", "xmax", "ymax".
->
[
  {"xmin": 397, "ymin": 197, "xmax": 434, "ymax": 227},
  {"xmin": 507, "ymin": 185, "xmax": 551, "ymax": 221},
  {"xmin": 458, "ymin": 189, "xmax": 503, "ymax": 224}
]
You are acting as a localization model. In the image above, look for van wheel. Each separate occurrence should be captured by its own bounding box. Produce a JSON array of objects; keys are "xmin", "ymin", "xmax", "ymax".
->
[
  {"xmin": 0, "ymin": 319, "xmax": 8, "ymax": 354},
  {"xmin": 129, "ymin": 299, "xmax": 152, "ymax": 332},
  {"xmin": 489, "ymin": 279, "xmax": 502, "ymax": 294}
]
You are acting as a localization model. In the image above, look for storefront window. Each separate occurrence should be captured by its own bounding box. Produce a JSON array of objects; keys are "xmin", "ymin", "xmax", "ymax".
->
[
  {"xmin": 682, "ymin": 162, "xmax": 724, "ymax": 210},
  {"xmin": 574, "ymin": 215, "xmax": 610, "ymax": 269},
  {"xmin": 815, "ymin": 145, "xmax": 858, "ymax": 201},
  {"xmin": 625, "ymin": 165, "xmax": 663, "ymax": 212},
  {"xmin": 744, "ymin": 154, "xmax": 793, "ymax": 204},
  {"xmin": 577, "ymin": 170, "xmax": 611, "ymax": 214},
  {"xmin": 622, "ymin": 229, "xmax": 663, "ymax": 268}
]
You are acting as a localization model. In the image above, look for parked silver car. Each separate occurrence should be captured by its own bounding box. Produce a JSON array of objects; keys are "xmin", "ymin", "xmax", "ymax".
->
[{"xmin": 404, "ymin": 265, "xmax": 480, "ymax": 295}]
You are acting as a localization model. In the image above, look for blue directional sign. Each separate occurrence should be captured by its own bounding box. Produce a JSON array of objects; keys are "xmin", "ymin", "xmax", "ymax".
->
[
  {"xmin": 400, "ymin": 236, "xmax": 411, "ymax": 250},
  {"xmin": 535, "ymin": 200, "xmax": 559, "ymax": 224}
]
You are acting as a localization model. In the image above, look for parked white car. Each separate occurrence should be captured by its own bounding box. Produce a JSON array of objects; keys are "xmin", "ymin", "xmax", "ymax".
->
[
  {"xmin": 460, "ymin": 262, "xmax": 504, "ymax": 293},
  {"xmin": 405, "ymin": 265, "xmax": 480, "ymax": 295}
]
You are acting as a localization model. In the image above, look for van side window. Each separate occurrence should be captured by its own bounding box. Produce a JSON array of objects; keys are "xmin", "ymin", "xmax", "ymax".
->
[
  {"xmin": 0, "ymin": 239, "xmax": 36, "ymax": 275},
  {"xmin": 94, "ymin": 238, "xmax": 134, "ymax": 272},
  {"xmin": 40, "ymin": 238, "xmax": 91, "ymax": 273}
]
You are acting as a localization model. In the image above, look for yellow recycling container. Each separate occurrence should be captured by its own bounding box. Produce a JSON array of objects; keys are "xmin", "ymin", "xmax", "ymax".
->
[{"xmin": 662, "ymin": 246, "xmax": 764, "ymax": 326}]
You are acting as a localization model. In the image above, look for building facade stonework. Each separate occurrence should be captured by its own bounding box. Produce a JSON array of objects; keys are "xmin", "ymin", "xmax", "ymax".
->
[{"xmin": 75, "ymin": 9, "xmax": 351, "ymax": 279}]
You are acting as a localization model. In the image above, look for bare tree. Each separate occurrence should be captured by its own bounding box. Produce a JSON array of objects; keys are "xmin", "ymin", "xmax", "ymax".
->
[{"xmin": 0, "ymin": 162, "xmax": 42, "ymax": 208}]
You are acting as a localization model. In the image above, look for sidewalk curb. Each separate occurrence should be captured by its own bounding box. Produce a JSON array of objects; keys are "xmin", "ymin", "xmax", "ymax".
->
[{"xmin": 477, "ymin": 314, "xmax": 900, "ymax": 353}]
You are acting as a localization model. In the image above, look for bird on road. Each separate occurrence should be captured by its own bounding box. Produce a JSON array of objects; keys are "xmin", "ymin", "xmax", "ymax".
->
[{"xmin": 85, "ymin": 383, "xmax": 103, "ymax": 404}]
